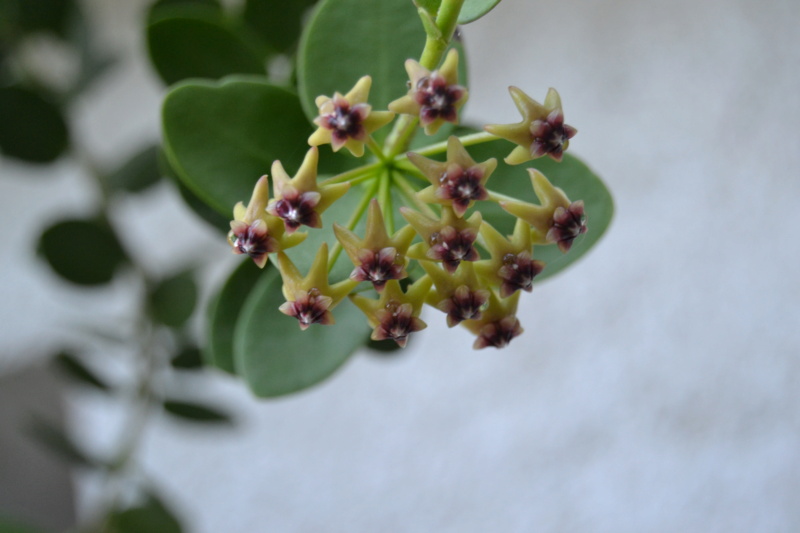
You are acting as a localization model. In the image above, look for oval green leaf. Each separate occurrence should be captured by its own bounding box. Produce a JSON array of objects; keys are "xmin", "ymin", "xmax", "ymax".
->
[
  {"xmin": 38, "ymin": 218, "xmax": 128, "ymax": 286},
  {"xmin": 106, "ymin": 145, "xmax": 162, "ymax": 194},
  {"xmin": 234, "ymin": 266, "xmax": 369, "ymax": 397},
  {"xmin": 147, "ymin": 6, "xmax": 266, "ymax": 86},
  {"xmin": 297, "ymin": 0, "xmax": 425, "ymax": 125},
  {"xmin": 243, "ymin": 0, "xmax": 316, "ymax": 53},
  {"xmin": 0, "ymin": 86, "xmax": 69, "ymax": 164},
  {"xmin": 162, "ymin": 77, "xmax": 312, "ymax": 215},
  {"xmin": 465, "ymin": 137, "xmax": 613, "ymax": 282},
  {"xmin": 148, "ymin": 270, "xmax": 198, "ymax": 328},
  {"xmin": 205, "ymin": 259, "xmax": 263, "ymax": 373},
  {"xmin": 458, "ymin": 0, "xmax": 503, "ymax": 24}
]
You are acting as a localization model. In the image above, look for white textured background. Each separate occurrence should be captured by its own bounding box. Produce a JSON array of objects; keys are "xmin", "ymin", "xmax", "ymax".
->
[{"xmin": 1, "ymin": 0, "xmax": 799, "ymax": 531}]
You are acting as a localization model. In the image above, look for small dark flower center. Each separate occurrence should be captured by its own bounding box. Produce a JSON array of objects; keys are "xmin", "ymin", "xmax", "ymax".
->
[
  {"xmin": 322, "ymin": 99, "xmax": 367, "ymax": 143},
  {"xmin": 497, "ymin": 252, "xmax": 544, "ymax": 297},
  {"xmin": 415, "ymin": 74, "xmax": 464, "ymax": 125},
  {"xmin": 428, "ymin": 227, "xmax": 479, "ymax": 272},
  {"xmin": 351, "ymin": 247, "xmax": 405, "ymax": 290}
]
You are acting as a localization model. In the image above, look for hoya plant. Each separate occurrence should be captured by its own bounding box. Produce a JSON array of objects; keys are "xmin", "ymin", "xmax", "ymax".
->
[{"xmin": 158, "ymin": 0, "xmax": 613, "ymax": 398}]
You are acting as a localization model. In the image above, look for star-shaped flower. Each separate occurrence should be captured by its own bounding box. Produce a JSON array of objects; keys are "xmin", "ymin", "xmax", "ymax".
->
[
  {"xmin": 333, "ymin": 199, "xmax": 416, "ymax": 291},
  {"xmin": 388, "ymin": 48, "xmax": 468, "ymax": 135},
  {"xmin": 407, "ymin": 136, "xmax": 496, "ymax": 217},
  {"xmin": 420, "ymin": 261, "xmax": 490, "ymax": 327},
  {"xmin": 308, "ymin": 76, "xmax": 395, "ymax": 157},
  {"xmin": 350, "ymin": 278, "xmax": 432, "ymax": 347},
  {"xmin": 499, "ymin": 169, "xmax": 587, "ymax": 252},
  {"xmin": 228, "ymin": 176, "xmax": 306, "ymax": 268},
  {"xmin": 266, "ymin": 147, "xmax": 350, "ymax": 233},
  {"xmin": 484, "ymin": 87, "xmax": 577, "ymax": 164},
  {"xmin": 276, "ymin": 243, "xmax": 358, "ymax": 330},
  {"xmin": 400, "ymin": 206, "xmax": 482, "ymax": 273},
  {"xmin": 474, "ymin": 218, "xmax": 544, "ymax": 298},
  {"xmin": 462, "ymin": 292, "xmax": 524, "ymax": 350}
]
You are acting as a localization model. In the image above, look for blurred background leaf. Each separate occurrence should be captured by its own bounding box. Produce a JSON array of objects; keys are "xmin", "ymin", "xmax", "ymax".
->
[{"xmin": 37, "ymin": 218, "xmax": 128, "ymax": 286}]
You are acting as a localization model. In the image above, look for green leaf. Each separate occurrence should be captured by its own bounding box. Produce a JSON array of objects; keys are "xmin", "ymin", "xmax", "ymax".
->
[
  {"xmin": 205, "ymin": 259, "xmax": 263, "ymax": 373},
  {"xmin": 37, "ymin": 218, "xmax": 128, "ymax": 286},
  {"xmin": 106, "ymin": 145, "xmax": 162, "ymax": 194},
  {"xmin": 465, "ymin": 137, "xmax": 614, "ymax": 283},
  {"xmin": 458, "ymin": 0, "xmax": 503, "ymax": 24},
  {"xmin": 0, "ymin": 516, "xmax": 49, "ymax": 533},
  {"xmin": 147, "ymin": 6, "xmax": 266, "ymax": 86},
  {"xmin": 0, "ymin": 86, "xmax": 69, "ymax": 163},
  {"xmin": 162, "ymin": 77, "xmax": 312, "ymax": 215},
  {"xmin": 149, "ymin": 270, "xmax": 198, "ymax": 328},
  {"xmin": 54, "ymin": 351, "xmax": 110, "ymax": 391},
  {"xmin": 158, "ymin": 148, "xmax": 230, "ymax": 233},
  {"xmin": 297, "ymin": 0, "xmax": 426, "ymax": 127},
  {"xmin": 234, "ymin": 266, "xmax": 369, "ymax": 397},
  {"xmin": 242, "ymin": 0, "xmax": 316, "ymax": 53},
  {"xmin": 3, "ymin": 0, "xmax": 74, "ymax": 37},
  {"xmin": 27, "ymin": 417, "xmax": 95, "ymax": 467},
  {"xmin": 109, "ymin": 494, "xmax": 183, "ymax": 533},
  {"xmin": 171, "ymin": 345, "xmax": 204, "ymax": 370},
  {"xmin": 163, "ymin": 400, "xmax": 231, "ymax": 423}
]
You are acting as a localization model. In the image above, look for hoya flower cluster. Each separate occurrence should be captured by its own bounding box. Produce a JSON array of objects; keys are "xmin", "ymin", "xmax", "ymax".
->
[{"xmin": 227, "ymin": 48, "xmax": 585, "ymax": 350}]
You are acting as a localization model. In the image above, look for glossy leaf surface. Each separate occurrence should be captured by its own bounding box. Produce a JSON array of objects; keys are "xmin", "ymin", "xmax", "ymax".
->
[
  {"xmin": 458, "ymin": 0, "xmax": 503, "ymax": 23},
  {"xmin": 147, "ymin": 6, "xmax": 265, "ymax": 86},
  {"xmin": 205, "ymin": 260, "xmax": 263, "ymax": 373},
  {"xmin": 234, "ymin": 266, "xmax": 369, "ymax": 397},
  {"xmin": 162, "ymin": 77, "xmax": 311, "ymax": 214},
  {"xmin": 297, "ymin": 0, "xmax": 425, "ymax": 124}
]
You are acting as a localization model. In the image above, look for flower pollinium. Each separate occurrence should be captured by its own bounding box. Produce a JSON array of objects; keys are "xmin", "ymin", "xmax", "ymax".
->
[
  {"xmin": 421, "ymin": 261, "xmax": 489, "ymax": 328},
  {"xmin": 548, "ymin": 201, "xmax": 587, "ymax": 253},
  {"xmin": 280, "ymin": 288, "xmax": 334, "ymax": 330},
  {"xmin": 318, "ymin": 96, "xmax": 369, "ymax": 148},
  {"xmin": 228, "ymin": 175, "xmax": 306, "ymax": 269},
  {"xmin": 485, "ymin": 86, "xmax": 577, "ymax": 164},
  {"xmin": 499, "ymin": 169, "xmax": 588, "ymax": 253},
  {"xmin": 266, "ymin": 147, "xmax": 350, "ymax": 234},
  {"xmin": 463, "ymin": 292, "xmax": 524, "ymax": 350},
  {"xmin": 308, "ymin": 76, "xmax": 394, "ymax": 157},
  {"xmin": 402, "ymin": 206, "xmax": 482, "ymax": 273},
  {"xmin": 408, "ymin": 136, "xmax": 496, "ymax": 217},
  {"xmin": 276, "ymin": 243, "xmax": 358, "ymax": 330},
  {"xmin": 351, "ymin": 278, "xmax": 431, "ymax": 348},
  {"xmin": 334, "ymin": 199, "xmax": 416, "ymax": 291},
  {"xmin": 389, "ymin": 48, "xmax": 467, "ymax": 135}
]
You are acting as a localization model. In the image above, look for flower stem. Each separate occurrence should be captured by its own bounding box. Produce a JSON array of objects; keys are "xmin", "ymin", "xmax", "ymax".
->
[
  {"xmin": 378, "ymin": 169, "xmax": 394, "ymax": 235},
  {"xmin": 328, "ymin": 179, "xmax": 380, "ymax": 272},
  {"xmin": 383, "ymin": 0, "xmax": 466, "ymax": 158},
  {"xmin": 486, "ymin": 189, "xmax": 520, "ymax": 203},
  {"xmin": 322, "ymin": 161, "xmax": 382, "ymax": 185},
  {"xmin": 403, "ymin": 131, "xmax": 498, "ymax": 158},
  {"xmin": 394, "ymin": 172, "xmax": 438, "ymax": 218},
  {"xmin": 366, "ymin": 135, "xmax": 390, "ymax": 163}
]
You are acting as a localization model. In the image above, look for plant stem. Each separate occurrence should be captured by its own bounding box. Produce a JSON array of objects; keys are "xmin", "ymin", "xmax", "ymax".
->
[
  {"xmin": 328, "ymin": 179, "xmax": 380, "ymax": 271},
  {"xmin": 394, "ymin": 173, "xmax": 438, "ymax": 218},
  {"xmin": 378, "ymin": 169, "xmax": 394, "ymax": 235},
  {"xmin": 402, "ymin": 131, "xmax": 498, "ymax": 158},
  {"xmin": 487, "ymin": 189, "xmax": 521, "ymax": 204},
  {"xmin": 366, "ymin": 135, "xmax": 390, "ymax": 163},
  {"xmin": 383, "ymin": 0, "xmax": 466, "ymax": 157},
  {"xmin": 322, "ymin": 161, "xmax": 382, "ymax": 185}
]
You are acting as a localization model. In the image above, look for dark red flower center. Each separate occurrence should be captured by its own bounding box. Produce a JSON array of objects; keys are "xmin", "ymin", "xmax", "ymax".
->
[
  {"xmin": 320, "ymin": 98, "xmax": 368, "ymax": 144},
  {"xmin": 436, "ymin": 166, "xmax": 487, "ymax": 215},
  {"xmin": 373, "ymin": 302, "xmax": 425, "ymax": 347},
  {"xmin": 414, "ymin": 74, "xmax": 465, "ymax": 125},
  {"xmin": 268, "ymin": 189, "xmax": 321, "ymax": 232},
  {"xmin": 438, "ymin": 285, "xmax": 489, "ymax": 327},
  {"xmin": 474, "ymin": 316, "xmax": 523, "ymax": 349},
  {"xmin": 547, "ymin": 201, "xmax": 587, "ymax": 253},
  {"xmin": 529, "ymin": 109, "xmax": 577, "ymax": 161},
  {"xmin": 351, "ymin": 247, "xmax": 406, "ymax": 290},
  {"xmin": 427, "ymin": 226, "xmax": 479, "ymax": 273},
  {"xmin": 497, "ymin": 252, "xmax": 545, "ymax": 298}
]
